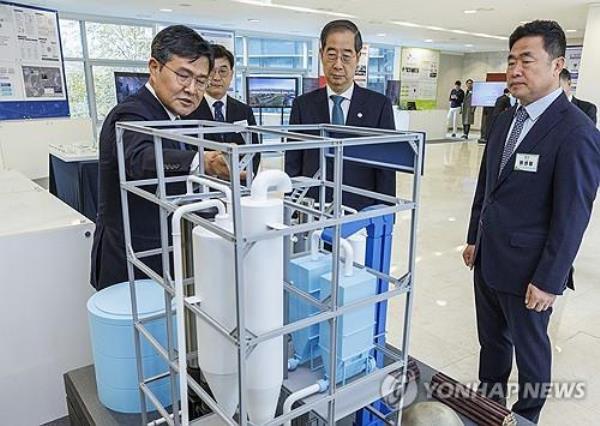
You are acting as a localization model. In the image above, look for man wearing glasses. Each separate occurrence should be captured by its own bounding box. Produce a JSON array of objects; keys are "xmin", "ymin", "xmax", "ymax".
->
[
  {"xmin": 285, "ymin": 19, "xmax": 396, "ymax": 211},
  {"xmin": 91, "ymin": 25, "xmax": 228, "ymax": 290},
  {"xmin": 187, "ymin": 44, "xmax": 259, "ymax": 173}
]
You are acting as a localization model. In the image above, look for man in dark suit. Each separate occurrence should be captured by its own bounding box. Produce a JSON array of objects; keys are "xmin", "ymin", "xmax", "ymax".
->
[
  {"xmin": 559, "ymin": 68, "xmax": 597, "ymax": 124},
  {"xmin": 186, "ymin": 44, "xmax": 259, "ymax": 172},
  {"xmin": 91, "ymin": 25, "xmax": 230, "ymax": 290},
  {"xmin": 462, "ymin": 21, "xmax": 600, "ymax": 423},
  {"xmin": 485, "ymin": 88, "xmax": 512, "ymax": 140},
  {"xmin": 284, "ymin": 19, "xmax": 395, "ymax": 211}
]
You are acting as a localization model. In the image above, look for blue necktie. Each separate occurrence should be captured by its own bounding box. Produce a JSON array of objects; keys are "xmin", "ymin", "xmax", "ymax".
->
[
  {"xmin": 330, "ymin": 95, "xmax": 345, "ymax": 125},
  {"xmin": 213, "ymin": 100, "xmax": 225, "ymax": 122},
  {"xmin": 499, "ymin": 106, "xmax": 529, "ymax": 175}
]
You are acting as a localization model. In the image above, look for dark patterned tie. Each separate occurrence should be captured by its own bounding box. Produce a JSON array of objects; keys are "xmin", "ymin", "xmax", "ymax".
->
[
  {"xmin": 330, "ymin": 95, "xmax": 345, "ymax": 125},
  {"xmin": 213, "ymin": 100, "xmax": 225, "ymax": 142},
  {"xmin": 499, "ymin": 106, "xmax": 529, "ymax": 175}
]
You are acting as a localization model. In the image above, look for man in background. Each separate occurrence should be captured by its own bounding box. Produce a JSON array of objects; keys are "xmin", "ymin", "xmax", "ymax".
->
[
  {"xmin": 463, "ymin": 20, "xmax": 600, "ymax": 422},
  {"xmin": 461, "ymin": 78, "xmax": 476, "ymax": 139},
  {"xmin": 448, "ymin": 80, "xmax": 464, "ymax": 137},
  {"xmin": 559, "ymin": 68, "xmax": 597, "ymax": 124},
  {"xmin": 91, "ymin": 26, "xmax": 228, "ymax": 290},
  {"xmin": 284, "ymin": 19, "xmax": 395, "ymax": 211},
  {"xmin": 186, "ymin": 44, "xmax": 260, "ymax": 172}
]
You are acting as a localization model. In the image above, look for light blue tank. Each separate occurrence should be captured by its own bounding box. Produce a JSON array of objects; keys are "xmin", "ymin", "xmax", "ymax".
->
[{"xmin": 87, "ymin": 279, "xmax": 176, "ymax": 413}]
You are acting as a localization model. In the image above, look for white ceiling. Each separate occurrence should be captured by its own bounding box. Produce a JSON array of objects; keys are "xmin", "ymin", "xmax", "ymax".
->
[{"xmin": 18, "ymin": 0, "xmax": 594, "ymax": 52}]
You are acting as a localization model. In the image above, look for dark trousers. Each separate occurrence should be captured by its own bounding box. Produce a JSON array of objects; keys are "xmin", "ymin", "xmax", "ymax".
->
[
  {"xmin": 474, "ymin": 267, "xmax": 552, "ymax": 424},
  {"xmin": 463, "ymin": 124, "xmax": 471, "ymax": 136}
]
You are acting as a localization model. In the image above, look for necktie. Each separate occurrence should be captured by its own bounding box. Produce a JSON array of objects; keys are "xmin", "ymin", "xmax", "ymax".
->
[
  {"xmin": 213, "ymin": 100, "xmax": 225, "ymax": 122},
  {"xmin": 499, "ymin": 106, "xmax": 529, "ymax": 175},
  {"xmin": 330, "ymin": 95, "xmax": 345, "ymax": 125},
  {"xmin": 213, "ymin": 100, "xmax": 225, "ymax": 142}
]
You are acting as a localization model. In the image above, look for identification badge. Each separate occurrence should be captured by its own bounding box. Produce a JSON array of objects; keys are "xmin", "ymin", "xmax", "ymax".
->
[{"xmin": 514, "ymin": 153, "xmax": 539, "ymax": 173}]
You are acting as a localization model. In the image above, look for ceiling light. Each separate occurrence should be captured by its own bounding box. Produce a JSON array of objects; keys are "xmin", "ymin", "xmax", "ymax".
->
[
  {"xmin": 248, "ymin": 18, "xmax": 260, "ymax": 23},
  {"xmin": 376, "ymin": 33, "xmax": 386, "ymax": 37},
  {"xmin": 232, "ymin": 0, "xmax": 355, "ymax": 18},
  {"xmin": 390, "ymin": 20, "xmax": 507, "ymax": 41},
  {"xmin": 425, "ymin": 26, "xmax": 445, "ymax": 31},
  {"xmin": 566, "ymin": 29, "xmax": 577, "ymax": 33},
  {"xmin": 390, "ymin": 21, "xmax": 423, "ymax": 28},
  {"xmin": 424, "ymin": 39, "xmax": 433, "ymax": 43},
  {"xmin": 464, "ymin": 9, "xmax": 477, "ymax": 14},
  {"xmin": 159, "ymin": 8, "xmax": 173, "ymax": 12},
  {"xmin": 465, "ymin": 44, "xmax": 474, "ymax": 47}
]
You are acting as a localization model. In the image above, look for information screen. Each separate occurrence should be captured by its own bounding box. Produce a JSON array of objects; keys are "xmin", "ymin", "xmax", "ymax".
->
[
  {"xmin": 246, "ymin": 76, "xmax": 298, "ymax": 108},
  {"xmin": 472, "ymin": 82, "xmax": 507, "ymax": 107},
  {"xmin": 114, "ymin": 72, "xmax": 149, "ymax": 104}
]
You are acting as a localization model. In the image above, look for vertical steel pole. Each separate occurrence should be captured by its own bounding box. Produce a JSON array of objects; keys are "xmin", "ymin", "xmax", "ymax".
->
[{"xmin": 116, "ymin": 126, "xmax": 148, "ymax": 425}]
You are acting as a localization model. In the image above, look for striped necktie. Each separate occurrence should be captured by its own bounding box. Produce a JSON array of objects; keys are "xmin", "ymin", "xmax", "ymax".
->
[{"xmin": 499, "ymin": 106, "xmax": 529, "ymax": 175}]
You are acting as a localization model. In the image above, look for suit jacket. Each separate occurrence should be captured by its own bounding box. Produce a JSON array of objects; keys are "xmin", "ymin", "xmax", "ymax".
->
[
  {"xmin": 572, "ymin": 96, "xmax": 597, "ymax": 125},
  {"xmin": 461, "ymin": 90, "xmax": 476, "ymax": 125},
  {"xmin": 486, "ymin": 94, "xmax": 512, "ymax": 139},
  {"xmin": 467, "ymin": 93, "xmax": 600, "ymax": 296},
  {"xmin": 284, "ymin": 84, "xmax": 396, "ymax": 211},
  {"xmin": 90, "ymin": 86, "xmax": 196, "ymax": 290},
  {"xmin": 186, "ymin": 96, "xmax": 260, "ymax": 173}
]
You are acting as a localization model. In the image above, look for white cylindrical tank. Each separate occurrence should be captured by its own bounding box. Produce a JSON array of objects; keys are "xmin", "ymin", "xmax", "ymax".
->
[
  {"xmin": 347, "ymin": 228, "xmax": 367, "ymax": 266},
  {"xmin": 192, "ymin": 170, "xmax": 291, "ymax": 424},
  {"xmin": 192, "ymin": 213, "xmax": 238, "ymax": 418}
]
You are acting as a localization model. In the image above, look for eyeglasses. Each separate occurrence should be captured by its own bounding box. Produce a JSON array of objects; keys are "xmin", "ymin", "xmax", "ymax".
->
[
  {"xmin": 159, "ymin": 62, "xmax": 209, "ymax": 90},
  {"xmin": 324, "ymin": 50, "xmax": 356, "ymax": 64},
  {"xmin": 211, "ymin": 66, "xmax": 232, "ymax": 79}
]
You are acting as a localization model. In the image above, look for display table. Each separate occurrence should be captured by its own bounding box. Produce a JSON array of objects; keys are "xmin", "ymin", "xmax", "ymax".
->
[
  {"xmin": 63, "ymin": 356, "xmax": 533, "ymax": 426},
  {"xmin": 394, "ymin": 108, "xmax": 448, "ymax": 141},
  {"xmin": 0, "ymin": 171, "xmax": 95, "ymax": 426},
  {"xmin": 48, "ymin": 144, "xmax": 99, "ymax": 221}
]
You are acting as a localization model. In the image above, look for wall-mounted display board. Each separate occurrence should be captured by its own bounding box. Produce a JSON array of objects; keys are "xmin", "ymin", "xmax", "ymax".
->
[
  {"xmin": 565, "ymin": 45, "xmax": 582, "ymax": 94},
  {"xmin": 0, "ymin": 1, "xmax": 68, "ymax": 120},
  {"xmin": 399, "ymin": 47, "xmax": 439, "ymax": 110},
  {"xmin": 354, "ymin": 44, "xmax": 369, "ymax": 88}
]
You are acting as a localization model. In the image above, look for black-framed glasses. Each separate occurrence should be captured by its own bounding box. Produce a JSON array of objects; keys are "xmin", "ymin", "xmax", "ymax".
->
[
  {"xmin": 211, "ymin": 66, "xmax": 232, "ymax": 79},
  {"xmin": 324, "ymin": 50, "xmax": 356, "ymax": 64},
  {"xmin": 160, "ymin": 62, "xmax": 209, "ymax": 90}
]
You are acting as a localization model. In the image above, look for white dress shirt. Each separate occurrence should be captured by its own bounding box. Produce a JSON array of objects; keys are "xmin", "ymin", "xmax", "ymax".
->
[
  {"xmin": 204, "ymin": 93, "xmax": 228, "ymax": 120},
  {"xmin": 505, "ymin": 87, "xmax": 563, "ymax": 153},
  {"xmin": 326, "ymin": 84, "xmax": 354, "ymax": 124}
]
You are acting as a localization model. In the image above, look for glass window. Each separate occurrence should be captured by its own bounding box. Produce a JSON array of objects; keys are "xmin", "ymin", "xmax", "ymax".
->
[
  {"xmin": 246, "ymin": 38, "xmax": 305, "ymax": 69},
  {"xmin": 59, "ymin": 19, "xmax": 83, "ymax": 58},
  {"xmin": 367, "ymin": 46, "xmax": 395, "ymax": 94},
  {"xmin": 235, "ymin": 36, "xmax": 244, "ymax": 67},
  {"xmin": 86, "ymin": 23, "xmax": 153, "ymax": 61},
  {"xmin": 92, "ymin": 65, "xmax": 147, "ymax": 121},
  {"xmin": 64, "ymin": 61, "xmax": 89, "ymax": 118}
]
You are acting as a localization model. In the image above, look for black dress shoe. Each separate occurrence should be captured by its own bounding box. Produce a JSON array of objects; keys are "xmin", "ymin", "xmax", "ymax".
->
[{"xmin": 462, "ymin": 134, "xmax": 468, "ymax": 139}]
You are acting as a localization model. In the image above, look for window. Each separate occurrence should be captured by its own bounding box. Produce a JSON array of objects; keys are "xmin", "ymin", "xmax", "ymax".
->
[
  {"xmin": 64, "ymin": 62, "xmax": 89, "ymax": 118},
  {"xmin": 246, "ymin": 37, "xmax": 305, "ymax": 69},
  {"xmin": 86, "ymin": 22, "xmax": 153, "ymax": 61},
  {"xmin": 367, "ymin": 46, "xmax": 395, "ymax": 95},
  {"xmin": 92, "ymin": 66, "xmax": 148, "ymax": 121},
  {"xmin": 59, "ymin": 19, "xmax": 83, "ymax": 58}
]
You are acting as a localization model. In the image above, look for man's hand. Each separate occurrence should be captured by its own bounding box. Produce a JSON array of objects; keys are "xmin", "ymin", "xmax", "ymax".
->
[
  {"xmin": 204, "ymin": 151, "xmax": 230, "ymax": 179},
  {"xmin": 462, "ymin": 244, "xmax": 476, "ymax": 269},
  {"xmin": 525, "ymin": 283, "xmax": 556, "ymax": 312}
]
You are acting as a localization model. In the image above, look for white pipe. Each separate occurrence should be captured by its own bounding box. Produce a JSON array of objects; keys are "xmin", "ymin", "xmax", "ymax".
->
[
  {"xmin": 282, "ymin": 380, "xmax": 328, "ymax": 426},
  {"xmin": 251, "ymin": 169, "xmax": 292, "ymax": 201},
  {"xmin": 172, "ymin": 199, "xmax": 226, "ymax": 426},
  {"xmin": 186, "ymin": 175, "xmax": 232, "ymax": 206},
  {"xmin": 310, "ymin": 231, "xmax": 354, "ymax": 276}
]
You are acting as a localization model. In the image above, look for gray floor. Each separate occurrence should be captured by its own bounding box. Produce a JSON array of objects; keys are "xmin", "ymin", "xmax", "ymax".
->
[{"xmin": 387, "ymin": 140, "xmax": 600, "ymax": 425}]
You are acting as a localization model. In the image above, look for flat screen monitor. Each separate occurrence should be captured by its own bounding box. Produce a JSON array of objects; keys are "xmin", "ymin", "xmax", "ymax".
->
[
  {"xmin": 246, "ymin": 76, "xmax": 299, "ymax": 108},
  {"xmin": 472, "ymin": 81, "xmax": 507, "ymax": 107},
  {"xmin": 114, "ymin": 72, "xmax": 149, "ymax": 104}
]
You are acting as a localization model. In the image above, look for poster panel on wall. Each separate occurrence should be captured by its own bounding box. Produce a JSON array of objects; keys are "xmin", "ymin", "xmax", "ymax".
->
[
  {"xmin": 565, "ymin": 46, "xmax": 582, "ymax": 94},
  {"xmin": 354, "ymin": 44, "xmax": 369, "ymax": 87},
  {"xmin": 399, "ymin": 47, "xmax": 439, "ymax": 110}
]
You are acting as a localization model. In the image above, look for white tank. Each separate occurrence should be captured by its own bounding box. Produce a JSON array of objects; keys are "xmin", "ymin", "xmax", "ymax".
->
[{"xmin": 192, "ymin": 170, "xmax": 292, "ymax": 423}]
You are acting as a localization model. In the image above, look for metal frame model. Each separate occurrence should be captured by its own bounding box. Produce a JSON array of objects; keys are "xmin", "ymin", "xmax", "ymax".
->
[{"xmin": 114, "ymin": 119, "xmax": 424, "ymax": 426}]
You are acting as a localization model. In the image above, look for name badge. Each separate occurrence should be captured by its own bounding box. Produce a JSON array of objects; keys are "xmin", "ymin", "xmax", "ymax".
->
[{"xmin": 514, "ymin": 153, "xmax": 539, "ymax": 173}]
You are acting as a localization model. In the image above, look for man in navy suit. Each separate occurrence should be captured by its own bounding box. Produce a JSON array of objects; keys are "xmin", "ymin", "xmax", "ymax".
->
[
  {"xmin": 91, "ymin": 26, "xmax": 231, "ymax": 290},
  {"xmin": 186, "ymin": 44, "xmax": 260, "ymax": 173},
  {"xmin": 284, "ymin": 19, "xmax": 395, "ymax": 211},
  {"xmin": 559, "ymin": 68, "xmax": 597, "ymax": 125},
  {"xmin": 463, "ymin": 21, "xmax": 600, "ymax": 423}
]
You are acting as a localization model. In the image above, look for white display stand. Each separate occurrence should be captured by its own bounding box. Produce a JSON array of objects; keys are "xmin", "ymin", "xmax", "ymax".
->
[
  {"xmin": 394, "ymin": 107, "xmax": 448, "ymax": 140},
  {"xmin": 49, "ymin": 143, "xmax": 98, "ymax": 162},
  {"xmin": 0, "ymin": 170, "xmax": 95, "ymax": 426}
]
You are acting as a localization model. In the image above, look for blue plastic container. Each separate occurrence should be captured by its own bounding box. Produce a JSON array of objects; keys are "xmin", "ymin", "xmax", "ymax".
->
[
  {"xmin": 288, "ymin": 253, "xmax": 332, "ymax": 365},
  {"xmin": 318, "ymin": 268, "xmax": 377, "ymax": 384},
  {"xmin": 87, "ymin": 279, "xmax": 176, "ymax": 413}
]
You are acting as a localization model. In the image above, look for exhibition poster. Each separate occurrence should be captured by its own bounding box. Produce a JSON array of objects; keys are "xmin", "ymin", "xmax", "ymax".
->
[
  {"xmin": 0, "ymin": 3, "xmax": 65, "ymax": 102},
  {"xmin": 399, "ymin": 47, "xmax": 439, "ymax": 110},
  {"xmin": 565, "ymin": 46, "xmax": 582, "ymax": 94},
  {"xmin": 354, "ymin": 44, "xmax": 369, "ymax": 88}
]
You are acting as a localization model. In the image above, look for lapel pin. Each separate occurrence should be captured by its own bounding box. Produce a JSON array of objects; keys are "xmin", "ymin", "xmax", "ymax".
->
[{"xmin": 357, "ymin": 112, "xmax": 363, "ymax": 118}]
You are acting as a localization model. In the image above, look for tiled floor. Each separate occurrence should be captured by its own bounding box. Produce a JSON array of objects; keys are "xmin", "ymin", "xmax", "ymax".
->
[{"xmin": 386, "ymin": 140, "xmax": 600, "ymax": 424}]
